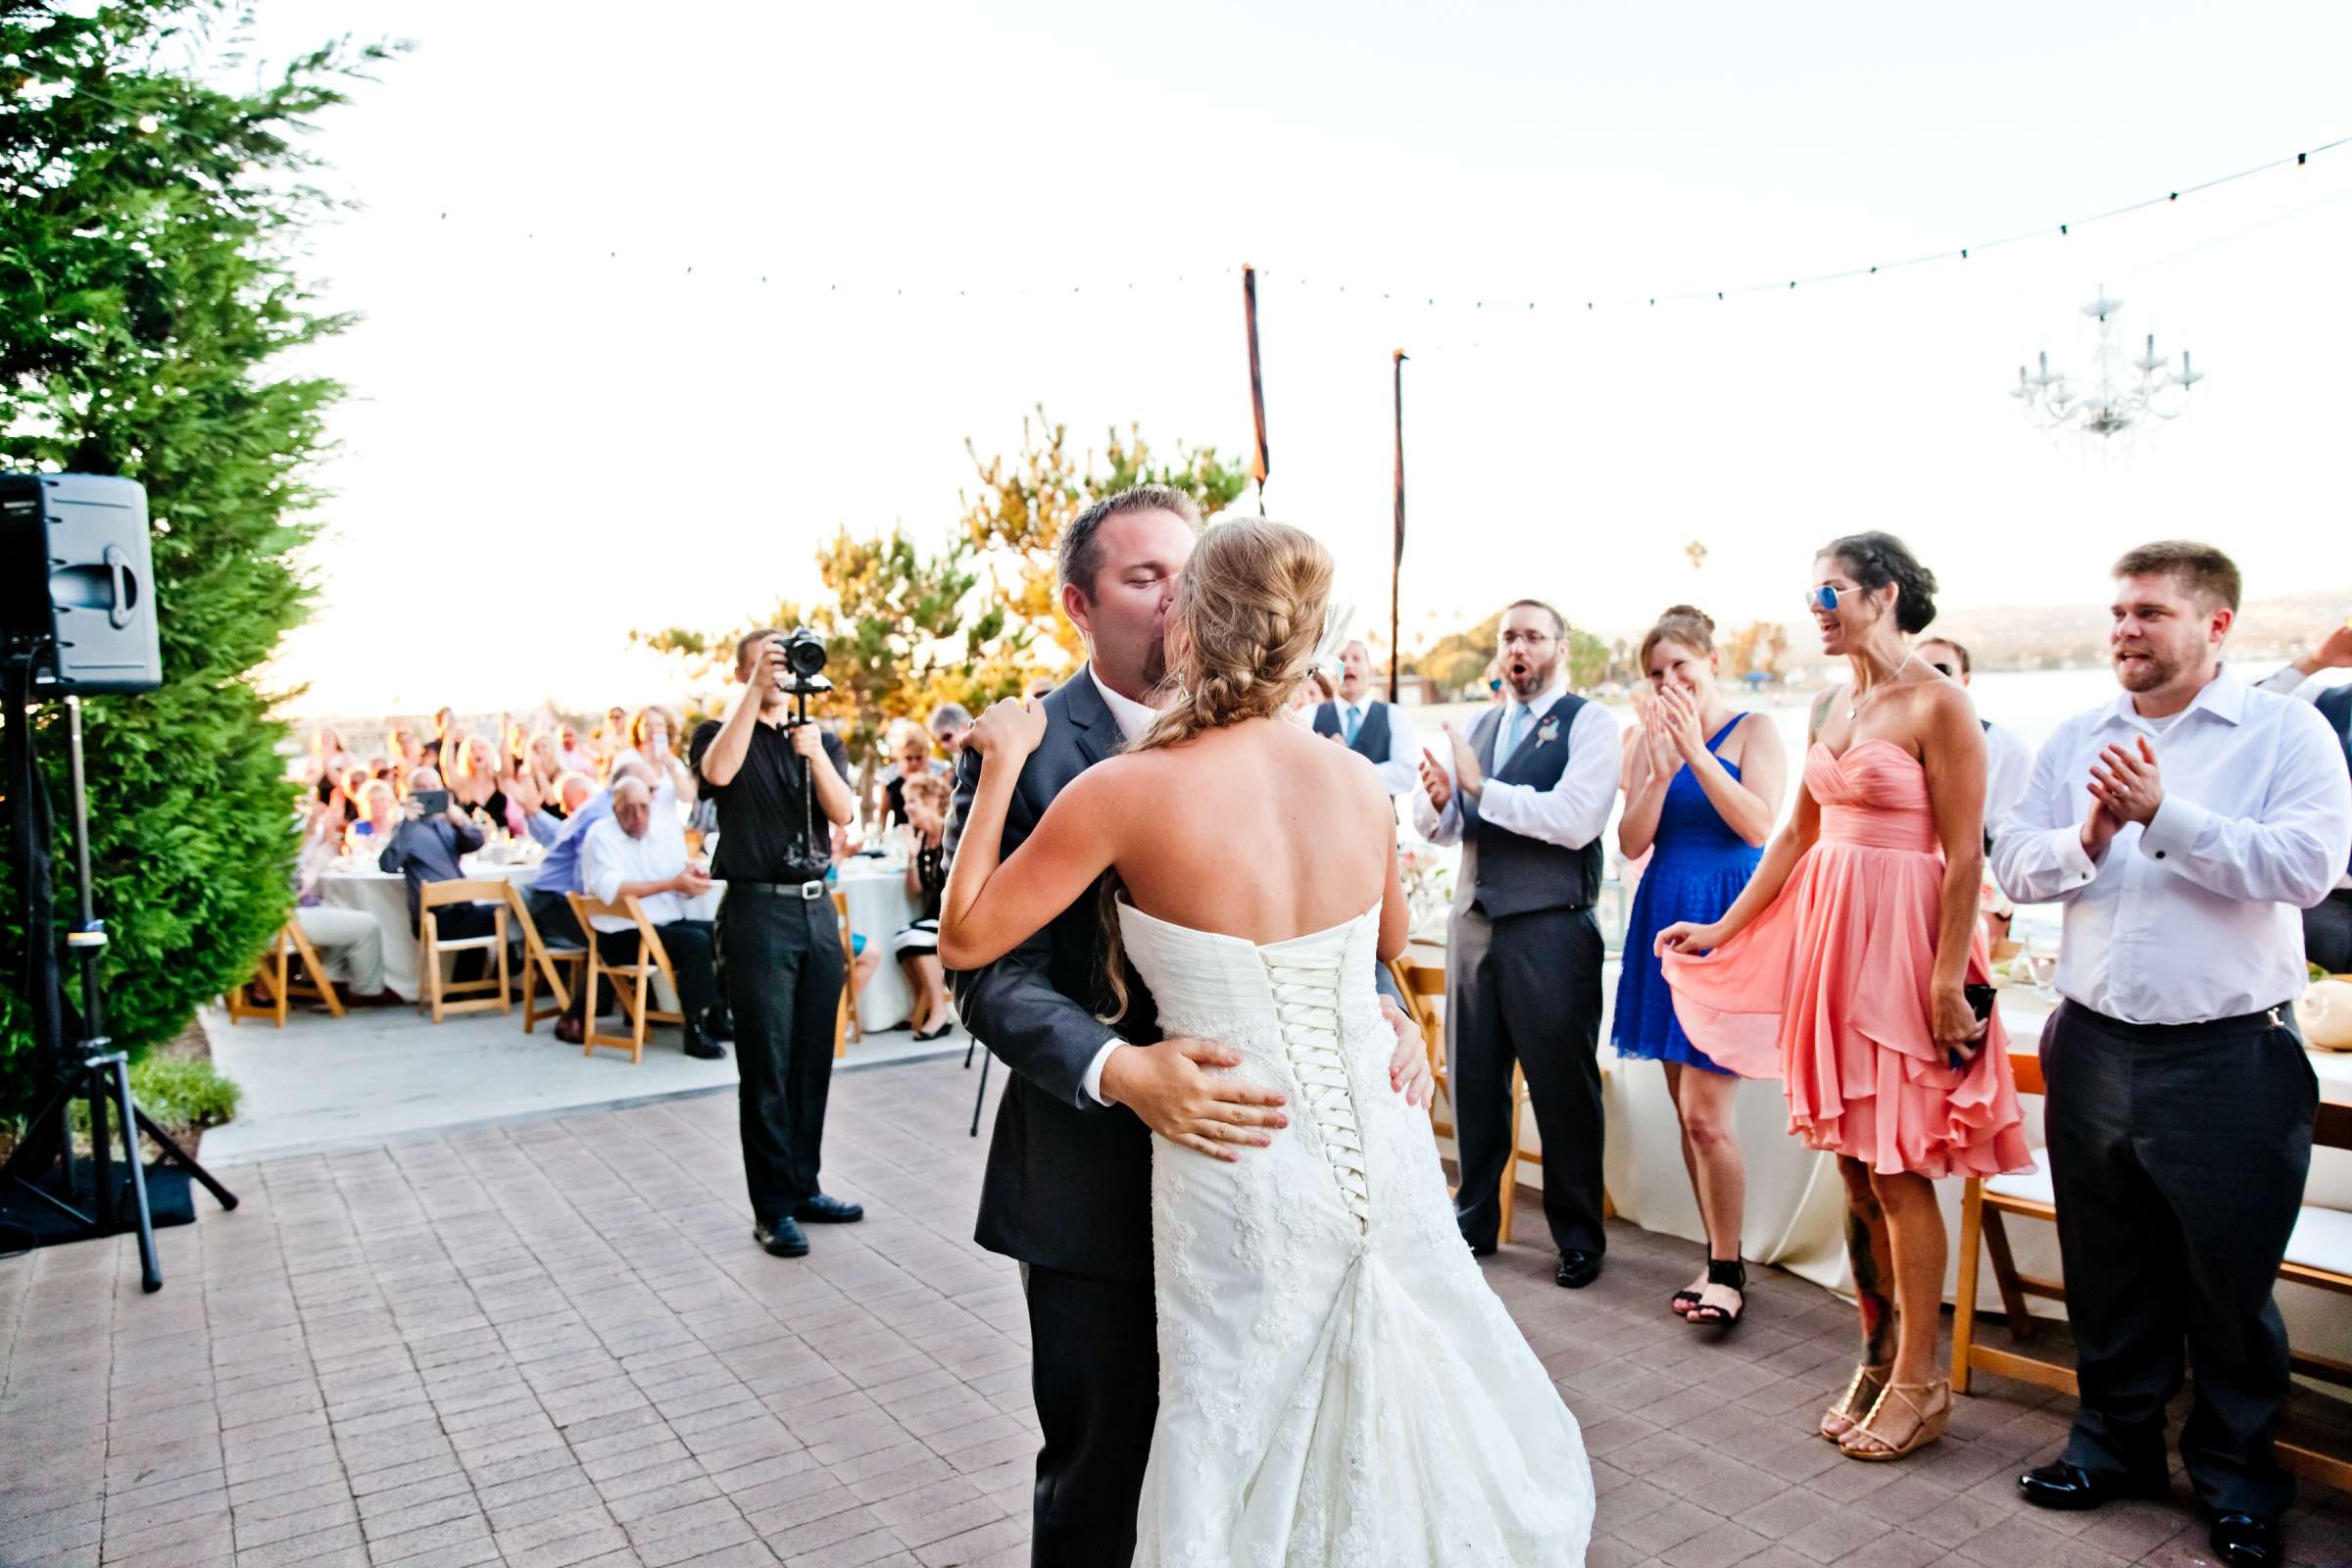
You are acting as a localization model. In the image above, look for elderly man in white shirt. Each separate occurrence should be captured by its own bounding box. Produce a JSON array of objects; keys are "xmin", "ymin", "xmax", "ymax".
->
[
  {"xmin": 1416, "ymin": 598, "xmax": 1622, "ymax": 1288},
  {"xmin": 1313, "ymin": 639, "xmax": 1420, "ymax": 797},
  {"xmin": 581, "ymin": 777, "xmax": 723, "ymax": 1059},
  {"xmin": 1992, "ymin": 543, "xmax": 2352, "ymax": 1565}
]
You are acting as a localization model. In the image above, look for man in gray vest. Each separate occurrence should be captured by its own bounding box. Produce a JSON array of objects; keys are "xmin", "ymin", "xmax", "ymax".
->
[
  {"xmin": 2257, "ymin": 618, "xmax": 2352, "ymax": 970},
  {"xmin": 1313, "ymin": 639, "xmax": 1419, "ymax": 796},
  {"xmin": 1417, "ymin": 599, "xmax": 1622, "ymax": 1286}
]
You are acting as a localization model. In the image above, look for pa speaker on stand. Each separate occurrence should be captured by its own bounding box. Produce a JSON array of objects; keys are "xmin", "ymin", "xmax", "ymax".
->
[{"xmin": 1, "ymin": 472, "xmax": 236, "ymax": 1292}]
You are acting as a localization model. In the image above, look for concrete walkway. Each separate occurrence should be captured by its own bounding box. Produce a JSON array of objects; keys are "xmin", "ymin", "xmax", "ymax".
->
[{"xmin": 3, "ymin": 1053, "xmax": 2347, "ymax": 1568}]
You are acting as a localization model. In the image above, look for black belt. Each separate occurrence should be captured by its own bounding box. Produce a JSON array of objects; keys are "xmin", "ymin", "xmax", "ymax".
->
[
  {"xmin": 2059, "ymin": 998, "xmax": 2291, "ymax": 1041},
  {"xmin": 728, "ymin": 878, "xmax": 830, "ymax": 901}
]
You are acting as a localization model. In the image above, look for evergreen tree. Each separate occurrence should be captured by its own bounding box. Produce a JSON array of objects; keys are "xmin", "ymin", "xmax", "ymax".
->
[{"xmin": 0, "ymin": 3, "xmax": 388, "ymax": 1113}]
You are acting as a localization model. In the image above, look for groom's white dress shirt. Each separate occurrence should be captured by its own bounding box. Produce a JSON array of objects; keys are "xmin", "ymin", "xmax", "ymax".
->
[
  {"xmin": 1412, "ymin": 678, "xmax": 1620, "ymax": 854},
  {"xmin": 1332, "ymin": 696, "xmax": 1420, "ymax": 797},
  {"xmin": 1990, "ymin": 665, "xmax": 2352, "ymax": 1025}
]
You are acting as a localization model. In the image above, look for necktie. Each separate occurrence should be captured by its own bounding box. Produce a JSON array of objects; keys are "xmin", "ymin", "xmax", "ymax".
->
[
  {"xmin": 1344, "ymin": 705, "xmax": 1362, "ymax": 746},
  {"xmin": 1494, "ymin": 705, "xmax": 1522, "ymax": 769}
]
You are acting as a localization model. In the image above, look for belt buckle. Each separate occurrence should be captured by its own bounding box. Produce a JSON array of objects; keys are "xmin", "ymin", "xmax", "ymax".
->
[{"xmin": 801, "ymin": 880, "xmax": 826, "ymax": 902}]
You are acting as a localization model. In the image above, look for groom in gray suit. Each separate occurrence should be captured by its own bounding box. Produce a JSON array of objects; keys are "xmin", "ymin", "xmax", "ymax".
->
[
  {"xmin": 1417, "ymin": 599, "xmax": 1621, "ymax": 1288},
  {"xmin": 945, "ymin": 486, "xmax": 1432, "ymax": 1565}
]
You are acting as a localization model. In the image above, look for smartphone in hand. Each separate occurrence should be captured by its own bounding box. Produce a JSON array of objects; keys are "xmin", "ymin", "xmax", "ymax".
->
[{"xmin": 1949, "ymin": 983, "xmax": 1998, "ymax": 1069}]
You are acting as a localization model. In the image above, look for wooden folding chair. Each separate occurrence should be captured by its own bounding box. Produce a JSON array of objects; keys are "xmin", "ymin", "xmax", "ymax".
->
[
  {"xmin": 1391, "ymin": 953, "xmax": 1547, "ymax": 1245},
  {"xmin": 505, "ymin": 883, "xmax": 586, "ymax": 1035},
  {"xmin": 224, "ymin": 918, "xmax": 345, "ymax": 1028},
  {"xmin": 833, "ymin": 889, "xmax": 858, "ymax": 1057},
  {"xmin": 566, "ymin": 892, "xmax": 680, "ymax": 1063},
  {"xmin": 417, "ymin": 878, "xmax": 512, "ymax": 1023},
  {"xmin": 1953, "ymin": 1047, "xmax": 2352, "ymax": 1489}
]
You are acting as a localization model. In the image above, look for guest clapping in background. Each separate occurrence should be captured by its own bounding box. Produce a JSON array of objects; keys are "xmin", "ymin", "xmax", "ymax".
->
[
  {"xmin": 882, "ymin": 723, "xmax": 947, "ymax": 829},
  {"xmin": 893, "ymin": 772, "xmax": 956, "ymax": 1042},
  {"xmin": 630, "ymin": 706, "xmax": 698, "ymax": 807},
  {"xmin": 1612, "ymin": 607, "xmax": 1785, "ymax": 1326},
  {"xmin": 2255, "ymin": 617, "xmax": 2352, "ymax": 973},
  {"xmin": 1994, "ymin": 545, "xmax": 2350, "ymax": 1563}
]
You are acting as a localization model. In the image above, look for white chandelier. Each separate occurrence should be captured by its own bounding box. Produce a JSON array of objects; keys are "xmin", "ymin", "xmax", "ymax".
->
[{"xmin": 2010, "ymin": 286, "xmax": 2204, "ymax": 437}]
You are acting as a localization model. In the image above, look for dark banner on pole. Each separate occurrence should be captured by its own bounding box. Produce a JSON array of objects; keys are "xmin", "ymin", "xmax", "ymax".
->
[{"xmin": 1244, "ymin": 265, "xmax": 1269, "ymax": 509}]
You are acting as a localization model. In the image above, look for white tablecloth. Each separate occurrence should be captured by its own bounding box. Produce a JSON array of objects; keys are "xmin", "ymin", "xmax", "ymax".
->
[
  {"xmin": 1422, "ymin": 955, "xmax": 2352, "ymax": 1373},
  {"xmin": 835, "ymin": 858, "xmax": 923, "ymax": 1032}
]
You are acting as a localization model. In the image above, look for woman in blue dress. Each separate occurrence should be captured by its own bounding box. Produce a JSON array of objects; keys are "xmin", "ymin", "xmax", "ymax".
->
[{"xmin": 1614, "ymin": 607, "xmax": 1787, "ymax": 1325}]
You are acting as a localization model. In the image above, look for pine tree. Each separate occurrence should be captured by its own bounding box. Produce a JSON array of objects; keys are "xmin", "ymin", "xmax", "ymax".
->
[{"xmin": 0, "ymin": 3, "xmax": 389, "ymax": 1112}]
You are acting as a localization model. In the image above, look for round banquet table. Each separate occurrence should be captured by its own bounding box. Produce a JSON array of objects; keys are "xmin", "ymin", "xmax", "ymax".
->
[
  {"xmin": 833, "ymin": 857, "xmax": 925, "ymax": 1033},
  {"xmin": 312, "ymin": 854, "xmax": 722, "ymax": 1005}
]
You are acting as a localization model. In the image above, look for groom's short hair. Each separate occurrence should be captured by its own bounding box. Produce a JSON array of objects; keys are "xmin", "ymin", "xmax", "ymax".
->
[{"xmin": 1058, "ymin": 485, "xmax": 1203, "ymax": 600}]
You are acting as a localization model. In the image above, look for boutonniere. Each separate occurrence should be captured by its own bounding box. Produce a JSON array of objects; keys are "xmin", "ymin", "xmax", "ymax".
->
[{"xmin": 1536, "ymin": 714, "xmax": 1561, "ymax": 746}]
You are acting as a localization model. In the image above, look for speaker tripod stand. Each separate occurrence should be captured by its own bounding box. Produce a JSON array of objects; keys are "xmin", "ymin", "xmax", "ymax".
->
[{"xmin": 1, "ymin": 661, "xmax": 236, "ymax": 1292}]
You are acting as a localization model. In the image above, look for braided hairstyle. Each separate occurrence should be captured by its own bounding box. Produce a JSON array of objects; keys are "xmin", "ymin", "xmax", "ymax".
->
[{"xmin": 1099, "ymin": 515, "xmax": 1336, "ymax": 1019}]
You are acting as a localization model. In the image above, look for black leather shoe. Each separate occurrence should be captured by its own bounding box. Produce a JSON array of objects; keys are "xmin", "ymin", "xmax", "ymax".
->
[
  {"xmin": 794, "ymin": 1193, "xmax": 864, "ymax": 1224},
  {"xmin": 1466, "ymin": 1239, "xmax": 1497, "ymax": 1258},
  {"xmin": 753, "ymin": 1216, "xmax": 808, "ymax": 1258},
  {"xmin": 681, "ymin": 1027, "xmax": 724, "ymax": 1060},
  {"xmin": 1555, "ymin": 1250, "xmax": 1602, "ymax": 1289},
  {"xmin": 2207, "ymin": 1512, "xmax": 2280, "ymax": 1567},
  {"xmin": 2017, "ymin": 1460, "xmax": 2169, "ymax": 1511},
  {"xmin": 703, "ymin": 1005, "xmax": 734, "ymax": 1044}
]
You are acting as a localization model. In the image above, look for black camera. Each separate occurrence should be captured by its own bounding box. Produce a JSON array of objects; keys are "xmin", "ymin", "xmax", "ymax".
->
[{"xmin": 775, "ymin": 626, "xmax": 830, "ymax": 696}]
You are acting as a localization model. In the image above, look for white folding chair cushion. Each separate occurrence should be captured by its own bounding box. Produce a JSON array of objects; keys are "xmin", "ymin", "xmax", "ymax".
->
[
  {"xmin": 1984, "ymin": 1147, "xmax": 2055, "ymax": 1206},
  {"xmin": 2283, "ymin": 1204, "xmax": 2352, "ymax": 1277}
]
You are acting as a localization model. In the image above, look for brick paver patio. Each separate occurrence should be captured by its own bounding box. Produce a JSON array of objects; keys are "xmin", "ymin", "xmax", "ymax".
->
[{"xmin": 3, "ymin": 1054, "xmax": 2346, "ymax": 1568}]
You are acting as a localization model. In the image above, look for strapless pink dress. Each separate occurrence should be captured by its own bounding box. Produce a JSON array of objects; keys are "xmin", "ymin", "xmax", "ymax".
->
[{"xmin": 1661, "ymin": 740, "xmax": 2031, "ymax": 1179}]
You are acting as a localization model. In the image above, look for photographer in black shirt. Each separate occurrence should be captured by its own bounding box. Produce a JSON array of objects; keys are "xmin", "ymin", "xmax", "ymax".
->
[{"xmin": 690, "ymin": 628, "xmax": 859, "ymax": 1259}]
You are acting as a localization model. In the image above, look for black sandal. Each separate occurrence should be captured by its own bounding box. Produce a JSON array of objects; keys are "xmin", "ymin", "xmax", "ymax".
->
[
  {"xmin": 1687, "ymin": 1258, "xmax": 1746, "ymax": 1326},
  {"xmin": 912, "ymin": 1018, "xmax": 956, "ymax": 1043},
  {"xmin": 1671, "ymin": 1282, "xmax": 1704, "ymax": 1316}
]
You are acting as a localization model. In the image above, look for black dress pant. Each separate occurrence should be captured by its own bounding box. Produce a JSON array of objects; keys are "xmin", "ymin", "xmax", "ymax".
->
[
  {"xmin": 594, "ymin": 919, "xmax": 718, "ymax": 1035},
  {"xmin": 2305, "ymin": 887, "xmax": 2352, "ymax": 974},
  {"xmin": 716, "ymin": 887, "xmax": 846, "ymax": 1224},
  {"xmin": 2043, "ymin": 1001, "xmax": 2316, "ymax": 1520},
  {"xmin": 1448, "ymin": 904, "xmax": 1607, "ymax": 1254},
  {"xmin": 1024, "ymin": 1263, "xmax": 1157, "ymax": 1567}
]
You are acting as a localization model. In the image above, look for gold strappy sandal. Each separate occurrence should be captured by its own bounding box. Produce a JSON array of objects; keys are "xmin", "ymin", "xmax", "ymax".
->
[
  {"xmin": 1837, "ymin": 1378, "xmax": 1951, "ymax": 1462},
  {"xmin": 1819, "ymin": 1363, "xmax": 1891, "ymax": 1443}
]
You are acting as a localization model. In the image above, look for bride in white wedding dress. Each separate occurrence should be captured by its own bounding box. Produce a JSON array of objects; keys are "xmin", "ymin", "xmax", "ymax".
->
[{"xmin": 938, "ymin": 516, "xmax": 1592, "ymax": 1566}]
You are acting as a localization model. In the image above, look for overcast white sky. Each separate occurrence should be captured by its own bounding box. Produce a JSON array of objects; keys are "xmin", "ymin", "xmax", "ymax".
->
[{"xmin": 241, "ymin": 1, "xmax": 2352, "ymax": 716}]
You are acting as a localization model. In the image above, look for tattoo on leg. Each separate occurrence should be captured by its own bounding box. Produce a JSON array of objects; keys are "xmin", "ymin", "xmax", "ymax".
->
[{"xmin": 1846, "ymin": 1202, "xmax": 1895, "ymax": 1365}]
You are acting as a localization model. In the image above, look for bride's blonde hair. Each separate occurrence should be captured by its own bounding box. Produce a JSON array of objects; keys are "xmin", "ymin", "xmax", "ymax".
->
[{"xmin": 1098, "ymin": 516, "xmax": 1336, "ymax": 1020}]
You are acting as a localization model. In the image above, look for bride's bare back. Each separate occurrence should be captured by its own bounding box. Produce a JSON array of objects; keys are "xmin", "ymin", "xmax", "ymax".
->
[{"xmin": 937, "ymin": 710, "xmax": 1408, "ymax": 974}]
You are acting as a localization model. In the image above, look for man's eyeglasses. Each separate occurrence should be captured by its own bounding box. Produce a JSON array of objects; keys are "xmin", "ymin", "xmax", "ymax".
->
[
  {"xmin": 1923, "ymin": 661, "xmax": 1960, "ymax": 679},
  {"xmin": 1803, "ymin": 585, "xmax": 1855, "ymax": 614}
]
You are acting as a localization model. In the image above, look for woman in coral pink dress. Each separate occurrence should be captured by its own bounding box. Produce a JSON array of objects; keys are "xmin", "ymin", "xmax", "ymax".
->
[{"xmin": 1657, "ymin": 531, "xmax": 2030, "ymax": 1465}]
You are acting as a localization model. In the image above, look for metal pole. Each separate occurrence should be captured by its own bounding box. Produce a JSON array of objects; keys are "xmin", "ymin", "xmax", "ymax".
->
[
  {"xmin": 1389, "ymin": 350, "xmax": 1407, "ymax": 703},
  {"xmin": 1243, "ymin": 264, "xmax": 1270, "ymax": 515}
]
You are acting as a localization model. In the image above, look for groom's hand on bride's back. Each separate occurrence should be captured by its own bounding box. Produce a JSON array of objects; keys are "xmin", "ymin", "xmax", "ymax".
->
[{"xmin": 1100, "ymin": 1039, "xmax": 1289, "ymax": 1162}]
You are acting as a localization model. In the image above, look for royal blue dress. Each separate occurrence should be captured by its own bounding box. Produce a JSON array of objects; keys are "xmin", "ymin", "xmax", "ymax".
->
[{"xmin": 1613, "ymin": 715, "xmax": 1764, "ymax": 1077}]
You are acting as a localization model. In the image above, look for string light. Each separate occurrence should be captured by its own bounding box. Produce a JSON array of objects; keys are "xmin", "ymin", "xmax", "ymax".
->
[{"xmin": 389, "ymin": 134, "xmax": 2345, "ymax": 315}]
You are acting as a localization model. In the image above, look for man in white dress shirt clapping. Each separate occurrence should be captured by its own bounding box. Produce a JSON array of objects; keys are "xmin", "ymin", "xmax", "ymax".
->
[{"xmin": 1991, "ymin": 543, "xmax": 2352, "ymax": 1566}]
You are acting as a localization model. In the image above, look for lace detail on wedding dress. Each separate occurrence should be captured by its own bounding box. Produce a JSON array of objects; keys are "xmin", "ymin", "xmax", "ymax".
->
[{"xmin": 1262, "ymin": 947, "xmax": 1370, "ymax": 1233}]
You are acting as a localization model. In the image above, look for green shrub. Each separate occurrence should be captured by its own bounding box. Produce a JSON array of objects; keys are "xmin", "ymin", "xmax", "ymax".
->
[
  {"xmin": 69, "ymin": 1054, "xmax": 240, "ymax": 1138},
  {"xmin": 0, "ymin": 5, "xmax": 392, "ymax": 1115}
]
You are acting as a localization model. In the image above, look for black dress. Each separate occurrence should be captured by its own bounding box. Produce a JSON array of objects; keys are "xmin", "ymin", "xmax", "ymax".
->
[{"xmin": 891, "ymin": 843, "xmax": 945, "ymax": 956}]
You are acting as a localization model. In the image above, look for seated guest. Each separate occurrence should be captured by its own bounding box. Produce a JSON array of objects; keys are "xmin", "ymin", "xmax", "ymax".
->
[
  {"xmin": 527, "ymin": 758, "xmax": 665, "ymax": 1041},
  {"xmin": 2255, "ymin": 618, "xmax": 2352, "ymax": 972},
  {"xmin": 349, "ymin": 779, "xmax": 401, "ymax": 850},
  {"xmin": 523, "ymin": 732, "xmax": 567, "ymax": 808},
  {"xmin": 384, "ymin": 725, "xmax": 419, "ymax": 771},
  {"xmin": 1993, "ymin": 543, "xmax": 2352, "ymax": 1566},
  {"xmin": 1315, "ymin": 639, "xmax": 1421, "ymax": 797},
  {"xmin": 292, "ymin": 825, "xmax": 389, "ymax": 1004},
  {"xmin": 421, "ymin": 707, "xmax": 458, "ymax": 767},
  {"xmin": 881, "ymin": 724, "xmax": 947, "ymax": 828},
  {"xmin": 629, "ymin": 706, "xmax": 699, "ymax": 807},
  {"xmin": 592, "ymin": 705, "xmax": 631, "ymax": 763},
  {"xmin": 892, "ymin": 772, "xmax": 955, "ymax": 1041},
  {"xmin": 581, "ymin": 777, "xmax": 722, "ymax": 1058},
  {"xmin": 928, "ymin": 703, "xmax": 973, "ymax": 759},
  {"xmin": 377, "ymin": 766, "xmax": 496, "ymax": 979},
  {"xmin": 553, "ymin": 770, "xmax": 596, "ymax": 818}
]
